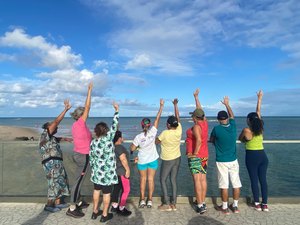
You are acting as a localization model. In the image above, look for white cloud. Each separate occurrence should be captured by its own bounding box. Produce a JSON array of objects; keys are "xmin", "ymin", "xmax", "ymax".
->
[
  {"xmin": 0, "ymin": 68, "xmax": 109, "ymax": 110},
  {"xmin": 115, "ymin": 74, "xmax": 147, "ymax": 85},
  {"xmin": 93, "ymin": 59, "xmax": 109, "ymax": 68},
  {"xmin": 0, "ymin": 28, "xmax": 83, "ymax": 69},
  {"xmin": 83, "ymin": 0, "xmax": 300, "ymax": 74},
  {"xmin": 125, "ymin": 53, "xmax": 152, "ymax": 69},
  {"xmin": 0, "ymin": 28, "xmax": 113, "ymax": 114}
]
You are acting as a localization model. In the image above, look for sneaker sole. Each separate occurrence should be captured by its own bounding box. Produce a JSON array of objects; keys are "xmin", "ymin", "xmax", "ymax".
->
[
  {"xmin": 199, "ymin": 210, "xmax": 206, "ymax": 214},
  {"xmin": 66, "ymin": 211, "xmax": 85, "ymax": 218}
]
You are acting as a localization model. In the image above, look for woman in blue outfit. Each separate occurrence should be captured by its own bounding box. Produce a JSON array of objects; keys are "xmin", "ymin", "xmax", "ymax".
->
[{"xmin": 239, "ymin": 90, "xmax": 269, "ymax": 212}]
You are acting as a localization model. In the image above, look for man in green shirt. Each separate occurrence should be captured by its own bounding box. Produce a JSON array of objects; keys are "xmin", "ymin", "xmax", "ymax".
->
[{"xmin": 210, "ymin": 96, "xmax": 242, "ymax": 215}]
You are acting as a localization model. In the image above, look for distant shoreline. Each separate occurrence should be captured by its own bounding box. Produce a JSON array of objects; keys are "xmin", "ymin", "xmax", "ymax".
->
[{"xmin": 0, "ymin": 125, "xmax": 40, "ymax": 141}]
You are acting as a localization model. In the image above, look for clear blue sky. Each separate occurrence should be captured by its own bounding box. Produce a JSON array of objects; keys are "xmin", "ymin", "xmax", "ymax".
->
[{"xmin": 0, "ymin": 0, "xmax": 299, "ymax": 117}]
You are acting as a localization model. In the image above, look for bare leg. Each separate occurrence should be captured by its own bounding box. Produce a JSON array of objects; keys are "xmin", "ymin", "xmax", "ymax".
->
[
  {"xmin": 200, "ymin": 174, "xmax": 207, "ymax": 203},
  {"xmin": 233, "ymin": 188, "xmax": 240, "ymax": 201},
  {"xmin": 192, "ymin": 174, "xmax": 202, "ymax": 204},
  {"xmin": 221, "ymin": 188, "xmax": 229, "ymax": 202},
  {"xmin": 54, "ymin": 198, "xmax": 60, "ymax": 205},
  {"xmin": 139, "ymin": 170, "xmax": 147, "ymax": 200},
  {"xmin": 93, "ymin": 190, "xmax": 100, "ymax": 213},
  {"xmin": 147, "ymin": 168, "xmax": 156, "ymax": 200},
  {"xmin": 102, "ymin": 193, "xmax": 111, "ymax": 217}
]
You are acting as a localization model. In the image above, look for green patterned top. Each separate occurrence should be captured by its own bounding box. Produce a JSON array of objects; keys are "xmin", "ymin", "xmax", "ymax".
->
[{"xmin": 89, "ymin": 112, "xmax": 119, "ymax": 185}]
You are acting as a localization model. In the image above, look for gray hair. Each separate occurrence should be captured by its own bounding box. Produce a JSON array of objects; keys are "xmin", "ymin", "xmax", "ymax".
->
[{"xmin": 70, "ymin": 107, "xmax": 85, "ymax": 120}]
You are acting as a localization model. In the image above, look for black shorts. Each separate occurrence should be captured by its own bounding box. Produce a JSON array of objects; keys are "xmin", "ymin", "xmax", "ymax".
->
[{"xmin": 93, "ymin": 184, "xmax": 113, "ymax": 194}]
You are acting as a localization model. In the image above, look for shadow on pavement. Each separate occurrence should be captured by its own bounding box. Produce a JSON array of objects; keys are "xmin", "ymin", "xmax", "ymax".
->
[
  {"xmin": 188, "ymin": 216, "xmax": 224, "ymax": 225},
  {"xmin": 21, "ymin": 210, "xmax": 49, "ymax": 225},
  {"xmin": 107, "ymin": 202, "xmax": 145, "ymax": 225}
]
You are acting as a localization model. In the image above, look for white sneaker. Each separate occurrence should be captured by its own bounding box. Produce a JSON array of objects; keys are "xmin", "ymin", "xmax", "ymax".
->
[
  {"xmin": 147, "ymin": 200, "xmax": 153, "ymax": 208},
  {"xmin": 139, "ymin": 200, "xmax": 146, "ymax": 208}
]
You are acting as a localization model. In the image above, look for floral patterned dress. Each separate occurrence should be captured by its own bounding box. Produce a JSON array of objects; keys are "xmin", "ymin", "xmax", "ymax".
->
[
  {"xmin": 89, "ymin": 112, "xmax": 119, "ymax": 186},
  {"xmin": 39, "ymin": 130, "xmax": 70, "ymax": 199}
]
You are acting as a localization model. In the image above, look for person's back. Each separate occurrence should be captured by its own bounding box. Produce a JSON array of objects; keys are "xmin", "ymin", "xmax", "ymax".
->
[
  {"xmin": 210, "ymin": 99, "xmax": 242, "ymax": 214},
  {"xmin": 72, "ymin": 117, "xmax": 92, "ymax": 154},
  {"xmin": 159, "ymin": 123, "xmax": 182, "ymax": 160},
  {"xmin": 197, "ymin": 119, "xmax": 209, "ymax": 158},
  {"xmin": 211, "ymin": 118, "xmax": 237, "ymax": 162},
  {"xmin": 133, "ymin": 126, "xmax": 159, "ymax": 164}
]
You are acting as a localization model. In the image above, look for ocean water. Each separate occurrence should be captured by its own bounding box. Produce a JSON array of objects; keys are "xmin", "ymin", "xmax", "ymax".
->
[
  {"xmin": 2, "ymin": 116, "xmax": 300, "ymax": 140},
  {"xmin": 1, "ymin": 116, "xmax": 300, "ymax": 197}
]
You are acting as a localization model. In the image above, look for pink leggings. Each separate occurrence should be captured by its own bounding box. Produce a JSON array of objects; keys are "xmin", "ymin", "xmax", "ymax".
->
[{"xmin": 111, "ymin": 175, "xmax": 131, "ymax": 207}]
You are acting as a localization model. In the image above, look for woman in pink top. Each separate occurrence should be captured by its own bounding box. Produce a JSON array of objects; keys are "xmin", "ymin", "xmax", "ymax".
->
[
  {"xmin": 66, "ymin": 82, "xmax": 93, "ymax": 218},
  {"xmin": 185, "ymin": 88, "xmax": 209, "ymax": 214}
]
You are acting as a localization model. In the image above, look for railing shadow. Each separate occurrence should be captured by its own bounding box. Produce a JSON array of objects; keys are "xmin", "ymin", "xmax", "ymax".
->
[{"xmin": 21, "ymin": 210, "xmax": 49, "ymax": 225}]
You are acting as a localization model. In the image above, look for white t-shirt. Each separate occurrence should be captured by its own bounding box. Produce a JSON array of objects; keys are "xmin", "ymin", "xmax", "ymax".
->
[{"xmin": 132, "ymin": 126, "xmax": 159, "ymax": 164}]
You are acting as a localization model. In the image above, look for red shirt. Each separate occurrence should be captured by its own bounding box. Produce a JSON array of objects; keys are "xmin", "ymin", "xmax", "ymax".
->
[{"xmin": 185, "ymin": 120, "xmax": 209, "ymax": 158}]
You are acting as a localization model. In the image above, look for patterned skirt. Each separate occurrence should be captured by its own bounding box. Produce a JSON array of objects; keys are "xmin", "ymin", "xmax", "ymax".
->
[{"xmin": 43, "ymin": 159, "xmax": 70, "ymax": 200}]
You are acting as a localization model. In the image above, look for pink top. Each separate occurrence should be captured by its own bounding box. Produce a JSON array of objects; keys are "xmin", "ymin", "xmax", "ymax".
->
[
  {"xmin": 72, "ymin": 117, "xmax": 92, "ymax": 154},
  {"xmin": 185, "ymin": 120, "xmax": 209, "ymax": 158}
]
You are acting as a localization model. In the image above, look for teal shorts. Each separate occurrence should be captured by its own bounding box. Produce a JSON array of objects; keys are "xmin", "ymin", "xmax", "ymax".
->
[{"xmin": 137, "ymin": 159, "xmax": 159, "ymax": 171}]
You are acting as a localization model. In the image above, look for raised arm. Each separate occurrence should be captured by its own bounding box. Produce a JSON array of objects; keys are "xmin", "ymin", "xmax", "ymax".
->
[
  {"xmin": 81, "ymin": 82, "xmax": 93, "ymax": 122},
  {"xmin": 221, "ymin": 96, "xmax": 234, "ymax": 119},
  {"xmin": 153, "ymin": 99, "xmax": 164, "ymax": 129},
  {"xmin": 172, "ymin": 98, "xmax": 180, "ymax": 123},
  {"xmin": 48, "ymin": 99, "xmax": 72, "ymax": 135},
  {"xmin": 256, "ymin": 90, "xmax": 263, "ymax": 119},
  {"xmin": 193, "ymin": 88, "xmax": 202, "ymax": 109},
  {"xmin": 108, "ymin": 102, "xmax": 119, "ymax": 140}
]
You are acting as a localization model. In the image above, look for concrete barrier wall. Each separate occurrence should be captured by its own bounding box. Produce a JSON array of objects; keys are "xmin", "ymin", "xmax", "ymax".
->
[{"xmin": 1, "ymin": 141, "xmax": 300, "ymax": 200}]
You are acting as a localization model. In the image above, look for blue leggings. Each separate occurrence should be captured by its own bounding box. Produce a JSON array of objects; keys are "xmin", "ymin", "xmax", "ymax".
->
[{"xmin": 246, "ymin": 150, "xmax": 269, "ymax": 204}]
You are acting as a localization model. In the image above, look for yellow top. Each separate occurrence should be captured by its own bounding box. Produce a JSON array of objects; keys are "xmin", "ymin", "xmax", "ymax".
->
[
  {"xmin": 158, "ymin": 123, "xmax": 182, "ymax": 160},
  {"xmin": 245, "ymin": 134, "xmax": 264, "ymax": 150}
]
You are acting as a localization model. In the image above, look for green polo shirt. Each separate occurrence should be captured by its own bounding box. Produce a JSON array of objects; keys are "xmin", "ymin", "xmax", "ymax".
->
[{"xmin": 210, "ymin": 118, "xmax": 237, "ymax": 162}]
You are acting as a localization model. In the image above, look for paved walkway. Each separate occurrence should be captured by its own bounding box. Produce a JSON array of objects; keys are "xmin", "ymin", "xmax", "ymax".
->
[{"xmin": 0, "ymin": 201, "xmax": 299, "ymax": 225}]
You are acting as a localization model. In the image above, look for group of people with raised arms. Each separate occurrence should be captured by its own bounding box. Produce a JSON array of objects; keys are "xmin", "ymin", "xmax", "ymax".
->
[{"xmin": 38, "ymin": 83, "xmax": 269, "ymax": 223}]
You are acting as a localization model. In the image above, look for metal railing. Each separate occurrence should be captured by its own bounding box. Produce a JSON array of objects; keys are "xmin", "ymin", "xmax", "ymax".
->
[{"xmin": 0, "ymin": 140, "xmax": 300, "ymax": 198}]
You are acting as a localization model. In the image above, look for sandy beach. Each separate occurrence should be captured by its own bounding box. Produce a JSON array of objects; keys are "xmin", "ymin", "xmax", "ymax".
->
[{"xmin": 0, "ymin": 125, "xmax": 40, "ymax": 141}]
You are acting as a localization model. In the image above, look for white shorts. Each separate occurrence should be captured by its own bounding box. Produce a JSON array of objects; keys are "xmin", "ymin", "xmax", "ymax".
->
[{"xmin": 216, "ymin": 159, "xmax": 242, "ymax": 189}]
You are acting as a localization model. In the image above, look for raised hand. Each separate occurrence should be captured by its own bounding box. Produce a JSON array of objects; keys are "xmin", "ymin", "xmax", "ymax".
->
[
  {"xmin": 64, "ymin": 99, "xmax": 72, "ymax": 111},
  {"xmin": 221, "ymin": 96, "xmax": 229, "ymax": 106},
  {"xmin": 193, "ymin": 88, "xmax": 199, "ymax": 97},
  {"xmin": 113, "ymin": 102, "xmax": 119, "ymax": 112},
  {"xmin": 257, "ymin": 90, "xmax": 263, "ymax": 99},
  {"xmin": 88, "ymin": 81, "xmax": 93, "ymax": 90},
  {"xmin": 160, "ymin": 98, "xmax": 164, "ymax": 106},
  {"xmin": 172, "ymin": 98, "xmax": 179, "ymax": 105}
]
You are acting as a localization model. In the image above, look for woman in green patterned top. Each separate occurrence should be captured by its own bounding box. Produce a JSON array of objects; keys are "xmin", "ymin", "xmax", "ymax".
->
[{"xmin": 89, "ymin": 102, "xmax": 119, "ymax": 223}]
